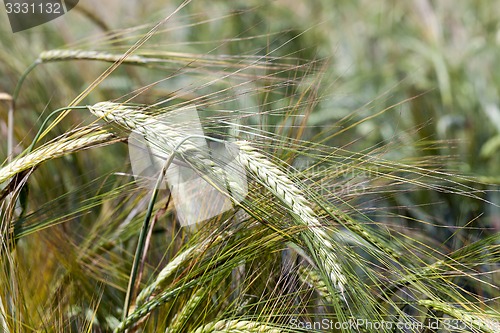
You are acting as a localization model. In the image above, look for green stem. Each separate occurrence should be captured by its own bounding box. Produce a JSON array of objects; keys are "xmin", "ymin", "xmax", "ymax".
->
[
  {"xmin": 12, "ymin": 60, "xmax": 40, "ymax": 102},
  {"xmin": 7, "ymin": 99, "xmax": 13, "ymax": 163}
]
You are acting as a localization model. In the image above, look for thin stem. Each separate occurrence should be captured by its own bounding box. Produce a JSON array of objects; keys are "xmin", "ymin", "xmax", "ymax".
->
[
  {"xmin": 25, "ymin": 106, "xmax": 88, "ymax": 155},
  {"xmin": 122, "ymin": 152, "xmax": 175, "ymax": 320},
  {"xmin": 7, "ymin": 101, "xmax": 13, "ymax": 163},
  {"xmin": 12, "ymin": 60, "xmax": 40, "ymax": 102},
  {"xmin": 0, "ymin": 94, "xmax": 15, "ymax": 163},
  {"xmin": 122, "ymin": 134, "xmax": 228, "ymax": 319}
]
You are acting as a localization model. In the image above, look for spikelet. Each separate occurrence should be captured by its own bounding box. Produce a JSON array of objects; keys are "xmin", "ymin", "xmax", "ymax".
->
[
  {"xmin": 192, "ymin": 320, "xmax": 282, "ymax": 333},
  {"xmin": 298, "ymin": 265, "xmax": 335, "ymax": 304},
  {"xmin": 0, "ymin": 132, "xmax": 114, "ymax": 185},
  {"xmin": 39, "ymin": 49, "xmax": 152, "ymax": 65},
  {"xmin": 87, "ymin": 102, "xmax": 242, "ymax": 196},
  {"xmin": 168, "ymin": 287, "xmax": 207, "ymax": 333},
  {"xmin": 234, "ymin": 141, "xmax": 347, "ymax": 293},
  {"xmin": 113, "ymin": 282, "xmax": 198, "ymax": 333},
  {"xmin": 418, "ymin": 300, "xmax": 499, "ymax": 333},
  {"xmin": 135, "ymin": 244, "xmax": 199, "ymax": 306},
  {"xmin": 89, "ymin": 100, "xmax": 348, "ymax": 331}
]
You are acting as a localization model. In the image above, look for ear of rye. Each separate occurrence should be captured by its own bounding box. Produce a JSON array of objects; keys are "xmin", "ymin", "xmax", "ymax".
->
[{"xmin": 88, "ymin": 102, "xmax": 346, "ymax": 294}]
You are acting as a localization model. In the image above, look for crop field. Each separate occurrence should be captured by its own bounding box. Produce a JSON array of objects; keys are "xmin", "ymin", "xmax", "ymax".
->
[{"xmin": 0, "ymin": 1, "xmax": 499, "ymax": 332}]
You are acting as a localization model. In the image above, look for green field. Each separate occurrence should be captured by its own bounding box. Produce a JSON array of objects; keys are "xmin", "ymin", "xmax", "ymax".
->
[{"xmin": 1, "ymin": 1, "xmax": 499, "ymax": 332}]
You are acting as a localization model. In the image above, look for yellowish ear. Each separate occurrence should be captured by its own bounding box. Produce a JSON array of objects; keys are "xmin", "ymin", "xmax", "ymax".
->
[{"xmin": 128, "ymin": 105, "xmax": 248, "ymax": 228}]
